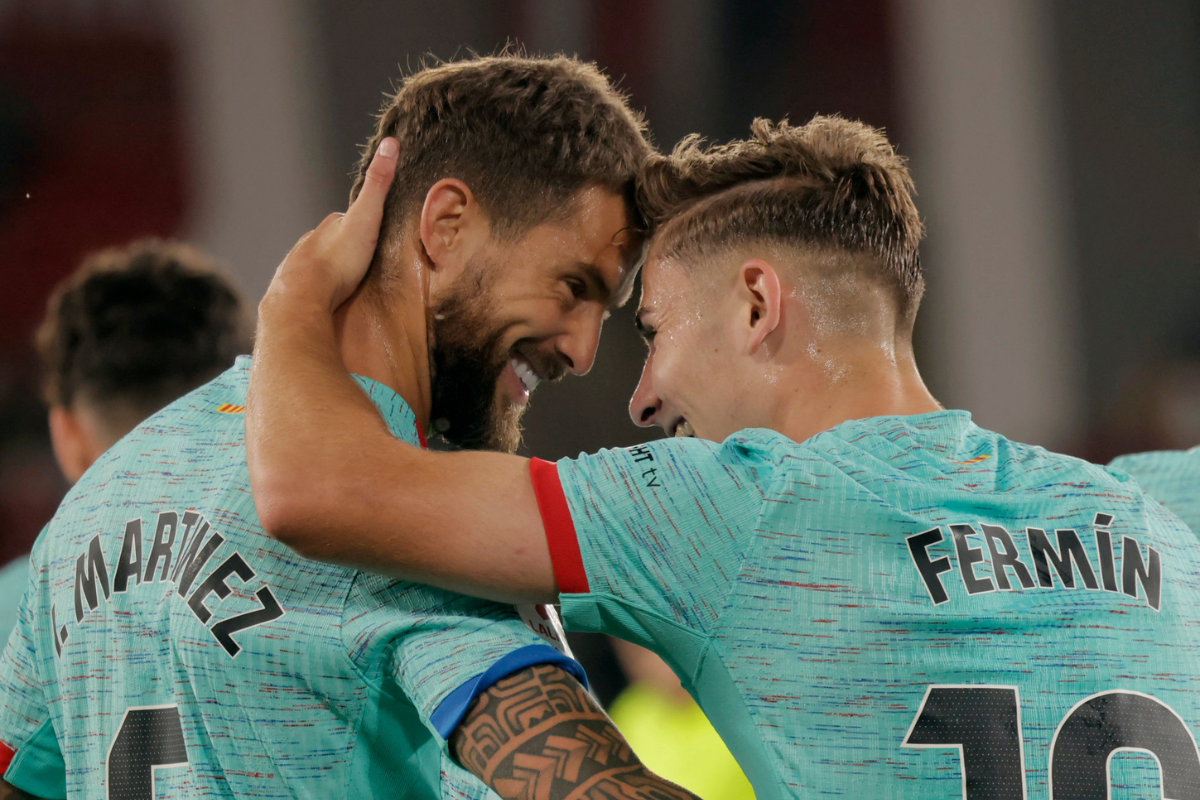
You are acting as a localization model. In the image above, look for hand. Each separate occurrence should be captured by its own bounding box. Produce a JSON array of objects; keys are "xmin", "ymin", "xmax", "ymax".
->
[{"xmin": 263, "ymin": 137, "xmax": 399, "ymax": 313}]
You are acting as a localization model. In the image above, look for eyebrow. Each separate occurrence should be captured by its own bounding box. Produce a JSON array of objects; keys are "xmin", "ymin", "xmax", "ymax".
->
[{"xmin": 576, "ymin": 261, "xmax": 627, "ymax": 311}]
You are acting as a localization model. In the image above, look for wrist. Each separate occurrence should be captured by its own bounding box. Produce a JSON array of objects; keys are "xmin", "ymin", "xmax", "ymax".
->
[{"xmin": 259, "ymin": 275, "xmax": 337, "ymax": 323}]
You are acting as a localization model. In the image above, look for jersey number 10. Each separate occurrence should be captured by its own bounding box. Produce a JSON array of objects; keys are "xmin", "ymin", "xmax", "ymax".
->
[{"xmin": 903, "ymin": 686, "xmax": 1200, "ymax": 799}]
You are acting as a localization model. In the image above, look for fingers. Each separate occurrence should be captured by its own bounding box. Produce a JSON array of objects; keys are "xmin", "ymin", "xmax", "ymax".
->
[{"xmin": 342, "ymin": 138, "xmax": 399, "ymax": 247}]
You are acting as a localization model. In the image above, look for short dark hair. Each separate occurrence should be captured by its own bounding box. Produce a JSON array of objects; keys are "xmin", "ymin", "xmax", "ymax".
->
[
  {"xmin": 36, "ymin": 239, "xmax": 250, "ymax": 421},
  {"xmin": 638, "ymin": 116, "xmax": 925, "ymax": 322},
  {"xmin": 351, "ymin": 53, "xmax": 652, "ymax": 279}
]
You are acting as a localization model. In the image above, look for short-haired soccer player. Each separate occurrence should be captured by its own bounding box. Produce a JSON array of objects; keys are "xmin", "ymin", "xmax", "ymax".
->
[
  {"xmin": 245, "ymin": 114, "xmax": 1200, "ymax": 799},
  {"xmin": 0, "ymin": 56, "xmax": 696, "ymax": 800},
  {"xmin": 1110, "ymin": 447, "xmax": 1200, "ymax": 531},
  {"xmin": 0, "ymin": 239, "xmax": 249, "ymax": 644}
]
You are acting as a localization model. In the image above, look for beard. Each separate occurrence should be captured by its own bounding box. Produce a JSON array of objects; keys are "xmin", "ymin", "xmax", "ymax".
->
[{"xmin": 427, "ymin": 267, "xmax": 525, "ymax": 453}]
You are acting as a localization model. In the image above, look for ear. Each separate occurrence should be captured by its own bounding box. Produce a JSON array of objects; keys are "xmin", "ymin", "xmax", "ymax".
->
[
  {"xmin": 418, "ymin": 178, "xmax": 484, "ymax": 281},
  {"xmin": 737, "ymin": 259, "xmax": 783, "ymax": 355},
  {"xmin": 48, "ymin": 405, "xmax": 94, "ymax": 484}
]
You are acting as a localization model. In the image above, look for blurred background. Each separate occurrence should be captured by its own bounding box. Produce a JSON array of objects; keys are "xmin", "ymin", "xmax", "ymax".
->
[{"xmin": 0, "ymin": 0, "xmax": 1197, "ymax": 702}]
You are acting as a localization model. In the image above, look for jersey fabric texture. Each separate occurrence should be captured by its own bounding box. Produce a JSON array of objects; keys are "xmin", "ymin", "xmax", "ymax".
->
[
  {"xmin": 0, "ymin": 356, "xmax": 582, "ymax": 799},
  {"xmin": 0, "ymin": 558, "xmax": 27, "ymax": 647},
  {"xmin": 530, "ymin": 411, "xmax": 1200, "ymax": 800},
  {"xmin": 1110, "ymin": 447, "xmax": 1200, "ymax": 532}
]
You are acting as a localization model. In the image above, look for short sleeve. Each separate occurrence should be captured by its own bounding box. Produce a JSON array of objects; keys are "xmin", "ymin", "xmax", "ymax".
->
[
  {"xmin": 531, "ymin": 435, "xmax": 769, "ymax": 636},
  {"xmin": 0, "ymin": 547, "xmax": 66, "ymax": 798},
  {"xmin": 343, "ymin": 576, "xmax": 586, "ymax": 745}
]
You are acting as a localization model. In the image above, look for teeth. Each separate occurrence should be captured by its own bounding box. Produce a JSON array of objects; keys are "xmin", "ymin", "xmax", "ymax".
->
[
  {"xmin": 674, "ymin": 420, "xmax": 695, "ymax": 438},
  {"xmin": 511, "ymin": 358, "xmax": 540, "ymax": 393}
]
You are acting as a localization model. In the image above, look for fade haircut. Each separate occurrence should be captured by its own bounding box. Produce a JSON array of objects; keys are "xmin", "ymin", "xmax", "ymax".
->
[
  {"xmin": 350, "ymin": 53, "xmax": 652, "ymax": 284},
  {"xmin": 37, "ymin": 239, "xmax": 250, "ymax": 432},
  {"xmin": 638, "ymin": 115, "xmax": 925, "ymax": 325}
]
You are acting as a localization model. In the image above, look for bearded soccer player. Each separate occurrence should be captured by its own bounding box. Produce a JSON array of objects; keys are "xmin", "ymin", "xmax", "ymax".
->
[
  {"xmin": 0, "ymin": 56, "xmax": 697, "ymax": 800},
  {"xmin": 1110, "ymin": 447, "xmax": 1200, "ymax": 531},
  {"xmin": 0, "ymin": 239, "xmax": 249, "ymax": 645},
  {"xmin": 245, "ymin": 114, "xmax": 1200, "ymax": 798}
]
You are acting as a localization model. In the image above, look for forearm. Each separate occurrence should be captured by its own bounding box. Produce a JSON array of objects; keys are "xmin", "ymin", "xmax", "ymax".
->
[
  {"xmin": 452, "ymin": 664, "xmax": 700, "ymax": 800},
  {"xmin": 248, "ymin": 291, "xmax": 556, "ymax": 603}
]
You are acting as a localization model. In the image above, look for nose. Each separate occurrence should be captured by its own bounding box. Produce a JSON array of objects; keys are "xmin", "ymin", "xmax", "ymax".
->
[
  {"xmin": 628, "ymin": 358, "xmax": 661, "ymax": 427},
  {"xmin": 555, "ymin": 306, "xmax": 604, "ymax": 376}
]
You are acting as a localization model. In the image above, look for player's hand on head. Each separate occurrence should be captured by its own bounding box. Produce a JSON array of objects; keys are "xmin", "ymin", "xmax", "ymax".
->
[{"xmin": 265, "ymin": 137, "xmax": 399, "ymax": 313}]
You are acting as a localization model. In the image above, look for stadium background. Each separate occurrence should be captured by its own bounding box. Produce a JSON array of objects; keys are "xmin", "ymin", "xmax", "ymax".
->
[{"xmin": 0, "ymin": 0, "xmax": 1197, "ymax": 702}]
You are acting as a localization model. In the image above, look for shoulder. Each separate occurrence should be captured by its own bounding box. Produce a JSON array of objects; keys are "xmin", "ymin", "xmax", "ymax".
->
[
  {"xmin": 567, "ymin": 430, "xmax": 782, "ymax": 474},
  {"xmin": 1110, "ymin": 448, "xmax": 1200, "ymax": 480}
]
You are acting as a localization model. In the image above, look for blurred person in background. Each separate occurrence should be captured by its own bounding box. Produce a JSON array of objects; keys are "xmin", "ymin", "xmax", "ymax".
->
[
  {"xmin": 1107, "ymin": 345, "xmax": 1200, "ymax": 531},
  {"xmin": 0, "ymin": 238, "xmax": 249, "ymax": 644},
  {"xmin": 608, "ymin": 639, "xmax": 753, "ymax": 800}
]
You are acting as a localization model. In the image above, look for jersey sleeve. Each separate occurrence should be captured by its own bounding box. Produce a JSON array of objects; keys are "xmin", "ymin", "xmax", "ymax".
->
[
  {"xmin": 344, "ymin": 576, "xmax": 586, "ymax": 745},
  {"xmin": 0, "ymin": 547, "xmax": 66, "ymax": 798},
  {"xmin": 530, "ymin": 435, "xmax": 769, "ymax": 639}
]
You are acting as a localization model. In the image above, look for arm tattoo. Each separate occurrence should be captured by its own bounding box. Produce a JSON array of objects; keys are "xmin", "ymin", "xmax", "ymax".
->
[
  {"xmin": 452, "ymin": 664, "xmax": 701, "ymax": 800},
  {"xmin": 0, "ymin": 779, "xmax": 39, "ymax": 800}
]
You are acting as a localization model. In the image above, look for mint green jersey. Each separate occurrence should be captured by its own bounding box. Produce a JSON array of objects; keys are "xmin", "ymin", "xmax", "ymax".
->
[
  {"xmin": 0, "ymin": 558, "xmax": 27, "ymax": 646},
  {"xmin": 1111, "ymin": 447, "xmax": 1200, "ymax": 532},
  {"xmin": 531, "ymin": 411, "xmax": 1200, "ymax": 799},
  {"xmin": 0, "ymin": 357, "xmax": 581, "ymax": 799}
]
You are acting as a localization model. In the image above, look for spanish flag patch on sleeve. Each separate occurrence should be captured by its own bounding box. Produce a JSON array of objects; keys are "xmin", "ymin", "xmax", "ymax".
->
[{"xmin": 217, "ymin": 403, "xmax": 245, "ymax": 414}]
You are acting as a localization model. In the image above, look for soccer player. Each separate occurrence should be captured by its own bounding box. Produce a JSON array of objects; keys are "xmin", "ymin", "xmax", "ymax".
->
[
  {"xmin": 0, "ymin": 56, "xmax": 695, "ymax": 800},
  {"xmin": 0, "ymin": 239, "xmax": 249, "ymax": 644},
  {"xmin": 245, "ymin": 114, "xmax": 1200, "ymax": 799},
  {"xmin": 1110, "ymin": 447, "xmax": 1200, "ymax": 531}
]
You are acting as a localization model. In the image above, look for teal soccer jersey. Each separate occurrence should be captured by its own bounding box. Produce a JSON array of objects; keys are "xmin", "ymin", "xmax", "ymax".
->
[
  {"xmin": 529, "ymin": 411, "xmax": 1200, "ymax": 799},
  {"xmin": 0, "ymin": 558, "xmax": 27, "ymax": 646},
  {"xmin": 0, "ymin": 357, "xmax": 581, "ymax": 799},
  {"xmin": 1111, "ymin": 447, "xmax": 1200, "ymax": 532}
]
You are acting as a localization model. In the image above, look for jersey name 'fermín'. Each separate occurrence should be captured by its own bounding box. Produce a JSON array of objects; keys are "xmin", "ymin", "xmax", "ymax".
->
[
  {"xmin": 0, "ymin": 357, "xmax": 580, "ymax": 799},
  {"xmin": 530, "ymin": 411, "xmax": 1200, "ymax": 799},
  {"xmin": 1111, "ymin": 446, "xmax": 1200, "ymax": 533}
]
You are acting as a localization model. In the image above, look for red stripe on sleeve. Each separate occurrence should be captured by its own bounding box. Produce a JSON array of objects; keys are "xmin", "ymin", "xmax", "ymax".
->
[
  {"xmin": 529, "ymin": 458, "xmax": 590, "ymax": 594},
  {"xmin": 416, "ymin": 426, "xmax": 428, "ymax": 449},
  {"xmin": 0, "ymin": 741, "xmax": 15, "ymax": 774}
]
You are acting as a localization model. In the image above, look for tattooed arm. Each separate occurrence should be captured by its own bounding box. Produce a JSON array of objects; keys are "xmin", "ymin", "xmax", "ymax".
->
[
  {"xmin": 452, "ymin": 664, "xmax": 702, "ymax": 800},
  {"xmin": 0, "ymin": 780, "xmax": 41, "ymax": 799}
]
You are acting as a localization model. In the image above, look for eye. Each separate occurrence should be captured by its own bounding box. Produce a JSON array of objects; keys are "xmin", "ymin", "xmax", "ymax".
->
[{"xmin": 565, "ymin": 277, "xmax": 587, "ymax": 299}]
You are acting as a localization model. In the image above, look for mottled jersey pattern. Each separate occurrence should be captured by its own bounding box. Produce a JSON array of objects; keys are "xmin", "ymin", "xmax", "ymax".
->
[
  {"xmin": 0, "ymin": 357, "xmax": 579, "ymax": 799},
  {"xmin": 1111, "ymin": 447, "xmax": 1200, "ymax": 532},
  {"xmin": 532, "ymin": 411, "xmax": 1200, "ymax": 800}
]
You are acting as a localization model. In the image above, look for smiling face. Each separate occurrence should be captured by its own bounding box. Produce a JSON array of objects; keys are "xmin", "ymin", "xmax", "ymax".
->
[
  {"xmin": 429, "ymin": 186, "xmax": 639, "ymax": 451},
  {"xmin": 629, "ymin": 253, "xmax": 756, "ymax": 443}
]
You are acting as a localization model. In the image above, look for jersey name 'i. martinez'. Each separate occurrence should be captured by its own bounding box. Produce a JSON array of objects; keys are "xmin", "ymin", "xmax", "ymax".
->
[{"xmin": 55, "ymin": 508, "xmax": 283, "ymax": 659}]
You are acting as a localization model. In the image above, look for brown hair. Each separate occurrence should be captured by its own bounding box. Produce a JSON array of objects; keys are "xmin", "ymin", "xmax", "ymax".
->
[
  {"xmin": 37, "ymin": 239, "xmax": 249, "ymax": 419},
  {"xmin": 638, "ymin": 115, "xmax": 925, "ymax": 322},
  {"xmin": 351, "ymin": 53, "xmax": 652, "ymax": 276}
]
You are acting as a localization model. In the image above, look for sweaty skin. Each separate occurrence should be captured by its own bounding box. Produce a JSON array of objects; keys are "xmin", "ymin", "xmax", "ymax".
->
[{"xmin": 249, "ymin": 140, "xmax": 696, "ymax": 800}]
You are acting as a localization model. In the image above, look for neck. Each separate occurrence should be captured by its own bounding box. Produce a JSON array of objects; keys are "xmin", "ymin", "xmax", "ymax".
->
[
  {"xmin": 334, "ymin": 284, "xmax": 432, "ymax": 430},
  {"xmin": 773, "ymin": 341, "xmax": 942, "ymax": 444}
]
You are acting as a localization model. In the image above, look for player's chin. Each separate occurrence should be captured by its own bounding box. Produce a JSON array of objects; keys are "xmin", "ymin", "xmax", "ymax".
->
[{"xmin": 486, "ymin": 394, "xmax": 526, "ymax": 454}]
